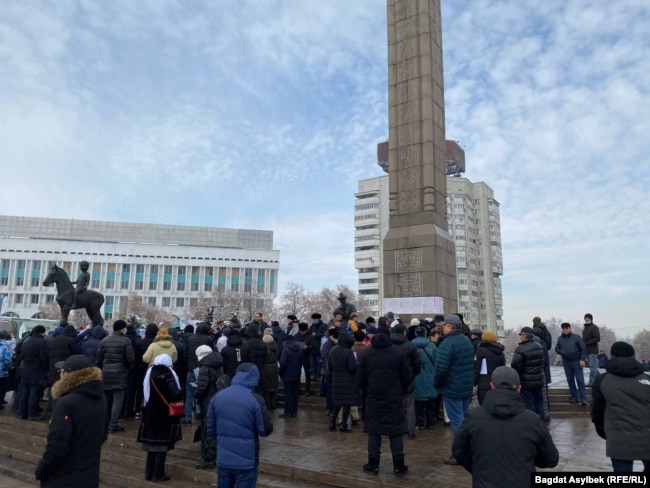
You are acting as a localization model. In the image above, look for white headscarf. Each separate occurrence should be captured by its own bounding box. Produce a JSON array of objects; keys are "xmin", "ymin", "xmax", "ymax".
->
[{"xmin": 143, "ymin": 354, "xmax": 180, "ymax": 406}]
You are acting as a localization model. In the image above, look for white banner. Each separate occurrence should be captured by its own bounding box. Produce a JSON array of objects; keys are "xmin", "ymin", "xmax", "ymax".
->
[{"xmin": 383, "ymin": 296, "xmax": 444, "ymax": 315}]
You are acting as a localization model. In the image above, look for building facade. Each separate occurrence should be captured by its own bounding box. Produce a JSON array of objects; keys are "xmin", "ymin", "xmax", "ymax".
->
[
  {"xmin": 354, "ymin": 142, "xmax": 504, "ymax": 335},
  {"xmin": 0, "ymin": 216, "xmax": 280, "ymax": 321}
]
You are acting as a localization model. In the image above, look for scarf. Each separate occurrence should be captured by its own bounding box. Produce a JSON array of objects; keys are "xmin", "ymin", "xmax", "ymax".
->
[{"xmin": 143, "ymin": 354, "xmax": 180, "ymax": 406}]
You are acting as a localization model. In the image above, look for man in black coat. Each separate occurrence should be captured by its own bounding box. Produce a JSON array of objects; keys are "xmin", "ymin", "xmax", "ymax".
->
[
  {"xmin": 221, "ymin": 330, "xmax": 251, "ymax": 381},
  {"xmin": 357, "ymin": 327, "xmax": 410, "ymax": 476},
  {"xmin": 293, "ymin": 323, "xmax": 315, "ymax": 396},
  {"xmin": 46, "ymin": 324, "xmax": 82, "ymax": 416},
  {"xmin": 390, "ymin": 323, "xmax": 421, "ymax": 440},
  {"xmin": 97, "ymin": 320, "xmax": 134, "ymax": 433},
  {"xmin": 35, "ymin": 355, "xmax": 107, "ymax": 488},
  {"xmin": 19, "ymin": 325, "xmax": 49, "ymax": 420},
  {"xmin": 184, "ymin": 322, "xmax": 214, "ymax": 424},
  {"xmin": 309, "ymin": 313, "xmax": 328, "ymax": 382},
  {"xmin": 511, "ymin": 327, "xmax": 545, "ymax": 420},
  {"xmin": 452, "ymin": 366, "xmax": 559, "ymax": 488},
  {"xmin": 243, "ymin": 324, "xmax": 267, "ymax": 392}
]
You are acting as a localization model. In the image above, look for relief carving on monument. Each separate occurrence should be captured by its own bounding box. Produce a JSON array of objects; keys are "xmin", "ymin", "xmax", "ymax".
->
[
  {"xmin": 394, "ymin": 0, "xmax": 415, "ymax": 23},
  {"xmin": 397, "ymin": 37, "xmax": 417, "ymax": 61},
  {"xmin": 396, "ymin": 249, "xmax": 422, "ymax": 272},
  {"xmin": 397, "ymin": 273, "xmax": 422, "ymax": 297},
  {"xmin": 396, "ymin": 58, "xmax": 417, "ymax": 83},
  {"xmin": 398, "ymin": 122, "xmax": 419, "ymax": 147},
  {"xmin": 399, "ymin": 191, "xmax": 419, "ymax": 213},
  {"xmin": 398, "ymin": 146, "xmax": 418, "ymax": 170},
  {"xmin": 400, "ymin": 168, "xmax": 417, "ymax": 191},
  {"xmin": 398, "ymin": 100, "xmax": 418, "ymax": 125},
  {"xmin": 397, "ymin": 79, "xmax": 417, "ymax": 104},
  {"xmin": 395, "ymin": 17, "xmax": 417, "ymax": 42}
]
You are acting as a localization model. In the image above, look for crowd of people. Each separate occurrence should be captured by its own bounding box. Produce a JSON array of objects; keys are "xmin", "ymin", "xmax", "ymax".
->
[{"xmin": 0, "ymin": 309, "xmax": 648, "ymax": 487}]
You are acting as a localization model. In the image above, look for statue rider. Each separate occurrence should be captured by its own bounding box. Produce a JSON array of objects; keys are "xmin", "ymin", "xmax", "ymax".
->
[
  {"xmin": 71, "ymin": 261, "xmax": 90, "ymax": 300},
  {"xmin": 333, "ymin": 293, "xmax": 357, "ymax": 321}
]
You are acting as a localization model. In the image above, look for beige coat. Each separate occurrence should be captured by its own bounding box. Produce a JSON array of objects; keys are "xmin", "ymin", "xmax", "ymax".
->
[{"xmin": 143, "ymin": 340, "xmax": 178, "ymax": 365}]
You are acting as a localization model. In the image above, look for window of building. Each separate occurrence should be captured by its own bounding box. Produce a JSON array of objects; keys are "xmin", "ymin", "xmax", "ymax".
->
[
  {"xmin": 244, "ymin": 268, "xmax": 252, "ymax": 293},
  {"xmin": 105, "ymin": 263, "xmax": 116, "ymax": 289},
  {"xmin": 45, "ymin": 294, "xmax": 55, "ymax": 303},
  {"xmin": 176, "ymin": 297, "xmax": 184, "ymax": 308},
  {"xmin": 14, "ymin": 294, "xmax": 23, "ymax": 304},
  {"xmin": 231, "ymin": 268, "xmax": 239, "ymax": 292},
  {"xmin": 162, "ymin": 297, "xmax": 171, "ymax": 308},
  {"xmin": 163, "ymin": 281, "xmax": 171, "ymax": 291},
  {"xmin": 177, "ymin": 266, "xmax": 186, "ymax": 291},
  {"xmin": 189, "ymin": 298, "xmax": 198, "ymax": 308},
  {"xmin": 257, "ymin": 269, "xmax": 265, "ymax": 294},
  {"xmin": 354, "ymin": 202, "xmax": 380, "ymax": 211},
  {"xmin": 147, "ymin": 297, "xmax": 157, "ymax": 307},
  {"xmin": 30, "ymin": 294, "xmax": 39, "ymax": 305}
]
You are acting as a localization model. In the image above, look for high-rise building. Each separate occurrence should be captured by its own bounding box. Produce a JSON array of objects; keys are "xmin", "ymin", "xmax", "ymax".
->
[
  {"xmin": 354, "ymin": 142, "xmax": 504, "ymax": 335},
  {"xmin": 0, "ymin": 216, "xmax": 280, "ymax": 321}
]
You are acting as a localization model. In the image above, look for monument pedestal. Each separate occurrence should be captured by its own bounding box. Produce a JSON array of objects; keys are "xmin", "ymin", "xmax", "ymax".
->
[{"xmin": 383, "ymin": 223, "xmax": 457, "ymax": 322}]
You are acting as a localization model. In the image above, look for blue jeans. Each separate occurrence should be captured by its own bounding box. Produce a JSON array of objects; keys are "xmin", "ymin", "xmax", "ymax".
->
[
  {"xmin": 19, "ymin": 384, "xmax": 40, "ymax": 418},
  {"xmin": 587, "ymin": 353, "xmax": 598, "ymax": 384},
  {"xmin": 442, "ymin": 395, "xmax": 470, "ymax": 436},
  {"xmin": 217, "ymin": 466, "xmax": 258, "ymax": 488},
  {"xmin": 105, "ymin": 389, "xmax": 125, "ymax": 429},
  {"xmin": 185, "ymin": 371, "xmax": 197, "ymax": 421},
  {"xmin": 563, "ymin": 360, "xmax": 586, "ymax": 402},
  {"xmin": 611, "ymin": 459, "xmax": 650, "ymax": 472},
  {"xmin": 520, "ymin": 386, "xmax": 544, "ymax": 420}
]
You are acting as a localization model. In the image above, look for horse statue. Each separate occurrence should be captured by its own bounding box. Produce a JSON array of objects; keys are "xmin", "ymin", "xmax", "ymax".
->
[{"xmin": 43, "ymin": 264, "xmax": 105, "ymax": 327}]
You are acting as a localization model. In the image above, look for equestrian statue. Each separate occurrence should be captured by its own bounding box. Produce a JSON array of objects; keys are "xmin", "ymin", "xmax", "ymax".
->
[{"xmin": 43, "ymin": 262, "xmax": 105, "ymax": 327}]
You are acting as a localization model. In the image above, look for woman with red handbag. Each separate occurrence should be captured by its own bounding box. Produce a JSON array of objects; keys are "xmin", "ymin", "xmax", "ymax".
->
[{"xmin": 137, "ymin": 354, "xmax": 182, "ymax": 482}]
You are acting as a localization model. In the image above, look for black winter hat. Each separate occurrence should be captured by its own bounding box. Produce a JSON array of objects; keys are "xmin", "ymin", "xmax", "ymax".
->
[
  {"xmin": 311, "ymin": 313, "xmax": 322, "ymax": 320},
  {"xmin": 113, "ymin": 320, "xmax": 127, "ymax": 331},
  {"xmin": 610, "ymin": 341, "xmax": 635, "ymax": 358}
]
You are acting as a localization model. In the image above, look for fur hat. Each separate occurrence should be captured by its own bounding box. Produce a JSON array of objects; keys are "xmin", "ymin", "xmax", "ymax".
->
[
  {"xmin": 532, "ymin": 316, "xmax": 542, "ymax": 324},
  {"xmin": 481, "ymin": 331, "xmax": 497, "ymax": 342},
  {"xmin": 415, "ymin": 327, "xmax": 426, "ymax": 337},
  {"xmin": 155, "ymin": 328, "xmax": 173, "ymax": 342},
  {"xmin": 610, "ymin": 341, "xmax": 635, "ymax": 358},
  {"xmin": 195, "ymin": 345, "xmax": 212, "ymax": 362},
  {"xmin": 311, "ymin": 313, "xmax": 322, "ymax": 320},
  {"xmin": 32, "ymin": 325, "xmax": 46, "ymax": 335},
  {"xmin": 410, "ymin": 318, "xmax": 420, "ymax": 326},
  {"xmin": 287, "ymin": 314, "xmax": 297, "ymax": 321},
  {"xmin": 262, "ymin": 334, "xmax": 274, "ymax": 344}
]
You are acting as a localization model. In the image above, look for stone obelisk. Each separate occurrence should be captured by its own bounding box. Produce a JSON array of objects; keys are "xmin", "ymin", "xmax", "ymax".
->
[{"xmin": 382, "ymin": 0, "xmax": 457, "ymax": 318}]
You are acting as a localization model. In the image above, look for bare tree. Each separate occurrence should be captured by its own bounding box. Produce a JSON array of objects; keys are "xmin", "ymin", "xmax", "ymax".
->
[
  {"xmin": 277, "ymin": 281, "xmax": 308, "ymax": 321},
  {"xmin": 632, "ymin": 329, "xmax": 650, "ymax": 361},
  {"xmin": 598, "ymin": 326, "xmax": 618, "ymax": 356}
]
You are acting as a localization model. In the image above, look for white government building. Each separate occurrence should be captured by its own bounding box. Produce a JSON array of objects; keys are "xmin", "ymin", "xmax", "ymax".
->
[
  {"xmin": 354, "ymin": 141, "xmax": 504, "ymax": 336},
  {"xmin": 0, "ymin": 216, "xmax": 280, "ymax": 321}
]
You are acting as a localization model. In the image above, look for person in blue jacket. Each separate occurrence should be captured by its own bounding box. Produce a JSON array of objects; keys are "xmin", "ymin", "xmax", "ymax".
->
[{"xmin": 206, "ymin": 363, "xmax": 273, "ymax": 488}]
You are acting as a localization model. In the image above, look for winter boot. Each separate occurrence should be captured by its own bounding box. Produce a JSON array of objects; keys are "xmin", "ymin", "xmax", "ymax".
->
[
  {"xmin": 153, "ymin": 452, "xmax": 171, "ymax": 481},
  {"xmin": 393, "ymin": 455, "xmax": 408, "ymax": 476},
  {"xmin": 362, "ymin": 455, "xmax": 380, "ymax": 475},
  {"xmin": 145, "ymin": 452, "xmax": 156, "ymax": 480}
]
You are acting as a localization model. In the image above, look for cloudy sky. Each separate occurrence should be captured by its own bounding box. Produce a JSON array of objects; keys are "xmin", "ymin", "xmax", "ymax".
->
[{"xmin": 1, "ymin": 1, "xmax": 648, "ymax": 333}]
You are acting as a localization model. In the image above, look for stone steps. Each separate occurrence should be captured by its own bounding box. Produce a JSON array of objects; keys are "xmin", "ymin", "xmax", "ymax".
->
[{"xmin": 0, "ymin": 413, "xmax": 334, "ymax": 488}]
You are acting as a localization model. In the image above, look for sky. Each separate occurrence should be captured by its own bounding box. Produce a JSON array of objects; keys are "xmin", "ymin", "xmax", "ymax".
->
[{"xmin": 1, "ymin": 1, "xmax": 648, "ymax": 334}]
